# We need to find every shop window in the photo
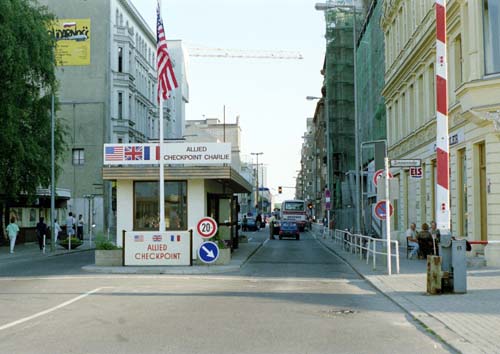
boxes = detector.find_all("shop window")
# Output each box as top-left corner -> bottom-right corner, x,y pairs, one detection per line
134,181 -> 187,231
72,148 -> 84,165
483,0 -> 500,74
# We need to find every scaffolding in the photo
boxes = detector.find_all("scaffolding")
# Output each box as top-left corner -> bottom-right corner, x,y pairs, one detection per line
356,0 -> 386,157
355,0 -> 387,235
324,4 -> 358,222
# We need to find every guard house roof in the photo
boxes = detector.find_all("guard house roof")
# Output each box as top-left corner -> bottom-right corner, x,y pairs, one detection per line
102,165 -> 253,193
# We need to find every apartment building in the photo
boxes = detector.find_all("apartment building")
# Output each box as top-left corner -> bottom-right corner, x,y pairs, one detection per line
381,0 -> 500,265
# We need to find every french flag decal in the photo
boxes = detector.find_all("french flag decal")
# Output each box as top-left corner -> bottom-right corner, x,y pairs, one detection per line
170,235 -> 181,242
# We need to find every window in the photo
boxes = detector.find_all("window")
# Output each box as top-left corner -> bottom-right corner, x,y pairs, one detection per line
454,35 -> 463,87
72,148 -> 84,165
134,181 -> 187,231
118,47 -> 123,72
483,0 -> 500,74
118,92 -> 123,119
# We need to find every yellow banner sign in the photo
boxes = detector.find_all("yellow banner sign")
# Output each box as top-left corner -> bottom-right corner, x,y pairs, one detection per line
48,19 -> 90,66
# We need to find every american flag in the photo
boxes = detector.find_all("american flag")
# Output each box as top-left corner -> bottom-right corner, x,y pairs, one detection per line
156,1 -> 178,102
105,146 -> 124,161
134,235 -> 144,242
152,235 -> 162,242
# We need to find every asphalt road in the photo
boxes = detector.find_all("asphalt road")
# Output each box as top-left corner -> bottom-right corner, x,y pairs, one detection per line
0,229 -> 453,354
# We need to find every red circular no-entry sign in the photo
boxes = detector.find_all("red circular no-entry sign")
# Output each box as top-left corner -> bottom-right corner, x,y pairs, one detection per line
374,200 -> 394,220
372,169 -> 393,187
197,217 -> 218,239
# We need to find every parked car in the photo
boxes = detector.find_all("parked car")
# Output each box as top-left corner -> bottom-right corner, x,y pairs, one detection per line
279,221 -> 300,240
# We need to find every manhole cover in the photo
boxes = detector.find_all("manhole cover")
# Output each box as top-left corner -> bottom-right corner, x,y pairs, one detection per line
319,309 -> 358,317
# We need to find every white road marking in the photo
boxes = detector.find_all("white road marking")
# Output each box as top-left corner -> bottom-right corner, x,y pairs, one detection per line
0,287 -> 106,331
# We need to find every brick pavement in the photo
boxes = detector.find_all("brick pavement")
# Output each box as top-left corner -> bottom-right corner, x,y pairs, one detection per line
312,224 -> 500,354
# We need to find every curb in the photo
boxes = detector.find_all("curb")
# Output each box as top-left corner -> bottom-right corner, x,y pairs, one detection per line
312,229 -> 472,354
82,242 -> 264,275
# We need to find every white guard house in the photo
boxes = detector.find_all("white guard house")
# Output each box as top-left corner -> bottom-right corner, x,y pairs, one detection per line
102,142 -> 252,265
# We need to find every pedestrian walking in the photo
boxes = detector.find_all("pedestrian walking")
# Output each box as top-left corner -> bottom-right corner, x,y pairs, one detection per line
36,217 -> 48,251
54,219 -> 62,245
77,214 -> 84,241
6,217 -> 20,254
242,215 -> 248,232
66,212 -> 76,238
268,213 -> 276,240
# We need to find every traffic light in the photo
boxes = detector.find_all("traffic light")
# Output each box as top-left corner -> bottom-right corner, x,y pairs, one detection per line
278,186 -> 282,194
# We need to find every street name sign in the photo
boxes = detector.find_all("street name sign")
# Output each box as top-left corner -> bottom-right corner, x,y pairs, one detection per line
390,159 -> 421,168
197,217 -> 218,239
198,241 -> 220,264
374,200 -> 394,220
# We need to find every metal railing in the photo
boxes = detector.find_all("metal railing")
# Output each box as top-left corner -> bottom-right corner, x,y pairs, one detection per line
326,228 -> 399,274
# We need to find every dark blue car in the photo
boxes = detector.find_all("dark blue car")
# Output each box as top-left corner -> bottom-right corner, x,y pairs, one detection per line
279,221 -> 300,240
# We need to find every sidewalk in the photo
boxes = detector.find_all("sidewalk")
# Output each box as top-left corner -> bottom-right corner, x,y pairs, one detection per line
82,240 -> 264,275
312,224 -> 500,354
0,241 -> 94,265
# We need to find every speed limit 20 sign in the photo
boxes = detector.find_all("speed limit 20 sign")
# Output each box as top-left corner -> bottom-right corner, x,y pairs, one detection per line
197,217 -> 218,239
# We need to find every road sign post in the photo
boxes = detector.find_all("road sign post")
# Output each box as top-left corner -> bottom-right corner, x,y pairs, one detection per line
198,241 -> 220,264
385,157 -> 392,275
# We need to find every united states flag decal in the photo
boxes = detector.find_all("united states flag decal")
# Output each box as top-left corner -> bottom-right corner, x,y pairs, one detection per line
105,146 -> 124,161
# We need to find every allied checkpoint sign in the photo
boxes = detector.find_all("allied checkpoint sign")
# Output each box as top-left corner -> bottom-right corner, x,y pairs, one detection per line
124,231 -> 191,266
103,143 -> 231,165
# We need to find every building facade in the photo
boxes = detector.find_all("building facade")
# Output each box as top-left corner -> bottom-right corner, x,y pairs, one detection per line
41,0 -> 188,236
382,0 -> 500,265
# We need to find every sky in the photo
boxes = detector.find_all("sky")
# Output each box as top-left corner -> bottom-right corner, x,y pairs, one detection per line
130,0 -> 326,202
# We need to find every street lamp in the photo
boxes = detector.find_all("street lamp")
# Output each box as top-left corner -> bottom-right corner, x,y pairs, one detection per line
307,94 -> 330,229
251,152 -> 263,214
315,2 -> 360,233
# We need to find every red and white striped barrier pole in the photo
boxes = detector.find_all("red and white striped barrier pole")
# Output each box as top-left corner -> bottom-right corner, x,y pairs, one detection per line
435,0 -> 450,236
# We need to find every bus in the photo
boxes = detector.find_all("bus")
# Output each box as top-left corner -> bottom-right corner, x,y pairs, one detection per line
280,200 -> 308,231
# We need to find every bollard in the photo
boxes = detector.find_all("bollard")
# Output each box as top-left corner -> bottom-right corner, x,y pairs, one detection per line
427,255 -> 442,294
43,235 -> 46,254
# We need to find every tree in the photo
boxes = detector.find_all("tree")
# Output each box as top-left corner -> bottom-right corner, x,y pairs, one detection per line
0,0 -> 65,238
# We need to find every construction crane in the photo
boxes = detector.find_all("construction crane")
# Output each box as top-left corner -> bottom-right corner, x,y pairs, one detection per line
188,46 -> 303,60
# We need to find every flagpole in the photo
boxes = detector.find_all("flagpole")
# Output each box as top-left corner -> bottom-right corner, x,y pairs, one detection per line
158,0 -> 165,233
159,99 -> 165,232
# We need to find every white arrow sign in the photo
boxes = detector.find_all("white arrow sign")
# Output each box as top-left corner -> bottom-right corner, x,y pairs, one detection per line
201,245 -> 215,258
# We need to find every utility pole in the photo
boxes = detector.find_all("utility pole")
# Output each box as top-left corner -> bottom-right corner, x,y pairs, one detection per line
251,152 -> 263,214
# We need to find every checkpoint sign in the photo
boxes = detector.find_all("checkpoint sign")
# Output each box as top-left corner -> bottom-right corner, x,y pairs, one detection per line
197,217 -> 218,239
198,241 -> 220,264
374,200 -> 394,220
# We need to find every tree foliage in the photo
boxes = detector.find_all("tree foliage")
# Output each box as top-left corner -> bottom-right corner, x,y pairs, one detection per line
0,0 -> 65,200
